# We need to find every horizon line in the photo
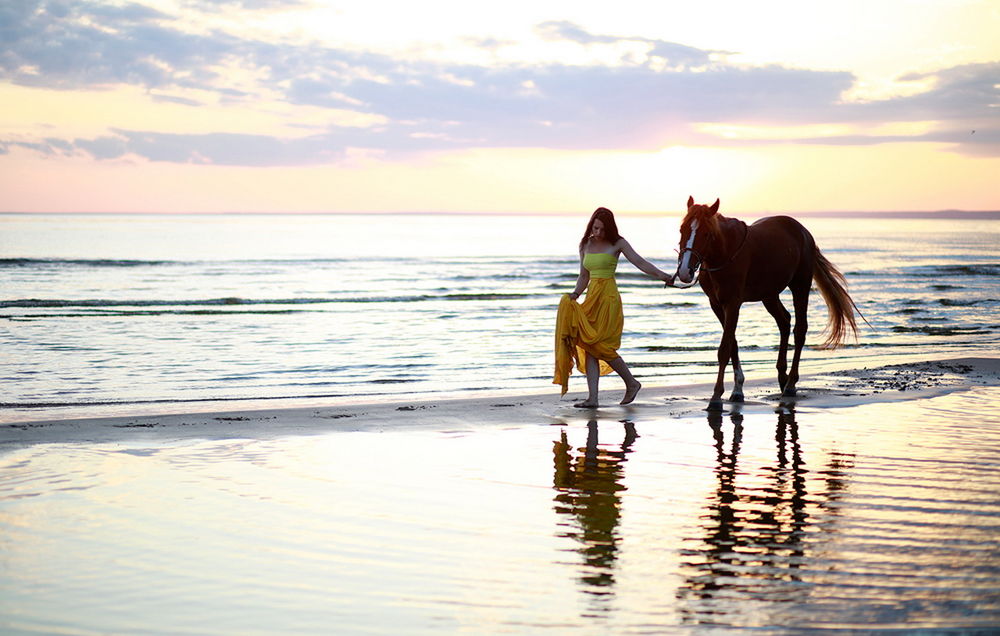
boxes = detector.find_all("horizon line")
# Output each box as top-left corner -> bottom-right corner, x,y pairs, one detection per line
2,209 -> 1000,219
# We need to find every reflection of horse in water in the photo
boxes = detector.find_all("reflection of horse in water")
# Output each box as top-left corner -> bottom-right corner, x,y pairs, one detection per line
678,407 -> 854,622
552,419 -> 636,612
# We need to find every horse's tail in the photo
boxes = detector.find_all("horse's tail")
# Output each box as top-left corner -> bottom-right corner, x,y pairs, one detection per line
813,248 -> 866,349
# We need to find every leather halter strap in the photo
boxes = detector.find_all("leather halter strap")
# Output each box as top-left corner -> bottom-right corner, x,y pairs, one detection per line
703,223 -> 749,272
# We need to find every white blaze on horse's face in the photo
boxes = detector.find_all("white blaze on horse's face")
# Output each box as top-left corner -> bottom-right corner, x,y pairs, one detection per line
676,218 -> 699,283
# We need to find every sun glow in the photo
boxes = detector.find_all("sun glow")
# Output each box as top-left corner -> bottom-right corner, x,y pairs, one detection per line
0,84 -> 384,140
1,1 -> 997,213
696,124 -> 856,142
0,140 -> 995,214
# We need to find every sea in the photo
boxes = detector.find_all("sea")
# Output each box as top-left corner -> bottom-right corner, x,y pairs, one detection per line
2,212 -> 1000,634
1,212 -> 998,423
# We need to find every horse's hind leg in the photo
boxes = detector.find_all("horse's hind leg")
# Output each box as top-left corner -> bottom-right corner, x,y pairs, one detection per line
763,295 -> 791,391
784,282 -> 810,397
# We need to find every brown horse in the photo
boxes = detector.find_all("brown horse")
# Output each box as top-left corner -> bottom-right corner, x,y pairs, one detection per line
671,196 -> 863,408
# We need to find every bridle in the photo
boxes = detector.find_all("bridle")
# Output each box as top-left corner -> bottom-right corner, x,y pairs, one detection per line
672,219 -> 749,287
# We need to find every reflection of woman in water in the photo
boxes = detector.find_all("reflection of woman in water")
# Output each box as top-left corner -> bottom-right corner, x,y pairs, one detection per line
553,207 -> 674,407
552,420 -> 637,601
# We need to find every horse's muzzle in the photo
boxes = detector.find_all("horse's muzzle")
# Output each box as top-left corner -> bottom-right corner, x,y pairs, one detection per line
670,270 -> 700,288
672,248 -> 702,287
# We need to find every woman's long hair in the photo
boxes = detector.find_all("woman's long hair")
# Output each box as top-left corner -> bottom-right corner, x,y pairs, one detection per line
579,207 -> 622,251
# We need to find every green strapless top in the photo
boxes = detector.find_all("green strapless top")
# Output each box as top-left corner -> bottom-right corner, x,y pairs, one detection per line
584,252 -> 618,279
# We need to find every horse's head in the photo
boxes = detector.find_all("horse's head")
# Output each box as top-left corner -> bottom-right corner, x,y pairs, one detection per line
674,196 -> 720,284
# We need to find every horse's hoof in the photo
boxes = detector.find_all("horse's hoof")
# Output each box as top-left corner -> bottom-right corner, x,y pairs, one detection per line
707,398 -> 724,411
782,387 -> 797,397
729,392 -> 744,403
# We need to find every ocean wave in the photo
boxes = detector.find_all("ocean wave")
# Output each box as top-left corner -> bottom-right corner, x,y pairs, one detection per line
909,264 -> 1000,277
629,360 -> 720,368
1,298 -> 332,308
891,325 -> 992,336
938,298 -> 989,307
641,344 -> 763,352
1,292 -> 543,310
4,310 -> 308,320
847,264 -> 999,278
437,293 -> 534,301
1,256 -> 572,270
0,257 -> 171,268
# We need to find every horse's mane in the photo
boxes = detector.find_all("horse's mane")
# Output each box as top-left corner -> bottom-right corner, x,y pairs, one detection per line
683,206 -> 722,237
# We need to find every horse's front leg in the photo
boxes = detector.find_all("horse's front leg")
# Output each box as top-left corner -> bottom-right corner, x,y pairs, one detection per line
710,304 -> 741,409
729,346 -> 745,403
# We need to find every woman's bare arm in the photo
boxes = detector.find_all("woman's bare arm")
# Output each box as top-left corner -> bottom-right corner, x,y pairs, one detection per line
570,250 -> 591,298
619,239 -> 673,282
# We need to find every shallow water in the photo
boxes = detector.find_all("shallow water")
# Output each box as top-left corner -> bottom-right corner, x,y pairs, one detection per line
3,213 -> 998,423
2,387 -> 998,633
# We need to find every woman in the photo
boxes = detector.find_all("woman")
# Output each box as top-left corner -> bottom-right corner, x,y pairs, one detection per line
554,207 -> 674,407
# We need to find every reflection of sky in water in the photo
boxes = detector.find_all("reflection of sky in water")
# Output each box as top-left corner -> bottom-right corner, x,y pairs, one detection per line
1,386 -> 998,633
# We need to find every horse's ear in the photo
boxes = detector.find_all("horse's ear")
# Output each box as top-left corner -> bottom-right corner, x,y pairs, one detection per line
709,199 -> 720,215
687,195 -> 694,208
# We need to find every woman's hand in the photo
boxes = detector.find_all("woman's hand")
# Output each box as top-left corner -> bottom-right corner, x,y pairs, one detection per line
661,273 -> 675,287
569,292 -> 580,301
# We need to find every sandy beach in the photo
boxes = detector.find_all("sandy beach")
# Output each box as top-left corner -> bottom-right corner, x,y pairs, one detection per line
2,356 -> 999,634
4,0 -> 999,631
3,356 -> 998,445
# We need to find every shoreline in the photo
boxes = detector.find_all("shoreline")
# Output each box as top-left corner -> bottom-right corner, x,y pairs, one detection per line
3,360 -> 998,633
2,356 -> 997,447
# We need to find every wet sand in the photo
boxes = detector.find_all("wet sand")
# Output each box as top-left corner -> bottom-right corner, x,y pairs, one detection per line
1,357 -> 999,634
3,357 -> 998,445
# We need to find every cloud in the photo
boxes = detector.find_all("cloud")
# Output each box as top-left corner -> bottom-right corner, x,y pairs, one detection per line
0,0 -> 240,90
184,0 -> 309,9
535,19 -> 716,68
6,129 -> 341,165
73,134 -> 129,160
871,62 -> 1000,122
2,4 -> 996,164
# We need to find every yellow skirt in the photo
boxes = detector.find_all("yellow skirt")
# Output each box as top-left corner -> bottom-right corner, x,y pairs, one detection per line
552,277 -> 624,395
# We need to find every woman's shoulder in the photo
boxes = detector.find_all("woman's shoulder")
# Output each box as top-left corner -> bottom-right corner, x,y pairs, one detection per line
582,239 -> 622,256
602,237 -> 626,255
615,237 -> 636,254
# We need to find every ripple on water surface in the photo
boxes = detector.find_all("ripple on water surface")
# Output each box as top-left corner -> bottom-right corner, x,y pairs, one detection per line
0,388 -> 998,633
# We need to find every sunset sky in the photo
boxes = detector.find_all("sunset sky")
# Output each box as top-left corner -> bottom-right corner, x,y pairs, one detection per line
1,0 -> 998,214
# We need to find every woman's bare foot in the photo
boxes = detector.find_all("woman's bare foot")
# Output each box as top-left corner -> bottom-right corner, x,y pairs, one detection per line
620,381 -> 641,405
573,400 -> 598,408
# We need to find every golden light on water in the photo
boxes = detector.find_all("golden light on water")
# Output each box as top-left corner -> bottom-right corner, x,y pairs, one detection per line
3,386 -> 998,631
